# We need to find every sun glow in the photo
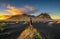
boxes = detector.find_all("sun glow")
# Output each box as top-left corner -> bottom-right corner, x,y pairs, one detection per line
0,14 -> 10,20
6,5 -> 23,15
51,16 -> 60,19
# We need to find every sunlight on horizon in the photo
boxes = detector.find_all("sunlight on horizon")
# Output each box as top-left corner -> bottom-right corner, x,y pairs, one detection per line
51,15 -> 60,19
0,14 -> 60,20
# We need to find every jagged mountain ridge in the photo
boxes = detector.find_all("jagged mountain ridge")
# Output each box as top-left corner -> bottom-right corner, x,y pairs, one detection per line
5,13 -> 52,22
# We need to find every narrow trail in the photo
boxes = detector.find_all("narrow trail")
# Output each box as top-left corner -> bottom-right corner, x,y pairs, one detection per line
18,18 -> 43,39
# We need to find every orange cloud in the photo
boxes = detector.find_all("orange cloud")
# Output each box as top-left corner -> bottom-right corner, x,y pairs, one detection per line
6,5 -> 23,15
6,5 -> 36,15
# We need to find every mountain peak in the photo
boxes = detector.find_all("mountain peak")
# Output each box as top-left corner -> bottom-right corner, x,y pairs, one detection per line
38,13 -> 52,19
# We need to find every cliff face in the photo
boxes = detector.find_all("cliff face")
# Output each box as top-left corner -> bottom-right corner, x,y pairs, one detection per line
36,13 -> 52,22
37,13 -> 52,19
6,14 -> 31,21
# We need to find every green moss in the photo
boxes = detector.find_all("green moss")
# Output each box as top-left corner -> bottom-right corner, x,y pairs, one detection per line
33,29 -> 43,39
0,27 -> 4,32
0,23 -> 8,32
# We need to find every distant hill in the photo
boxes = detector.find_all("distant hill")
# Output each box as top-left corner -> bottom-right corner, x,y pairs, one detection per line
53,19 -> 60,24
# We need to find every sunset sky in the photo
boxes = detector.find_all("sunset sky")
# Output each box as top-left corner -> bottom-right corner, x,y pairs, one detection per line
0,0 -> 60,19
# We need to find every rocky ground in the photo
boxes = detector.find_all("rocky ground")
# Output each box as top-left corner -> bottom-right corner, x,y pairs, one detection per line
0,21 -> 60,39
